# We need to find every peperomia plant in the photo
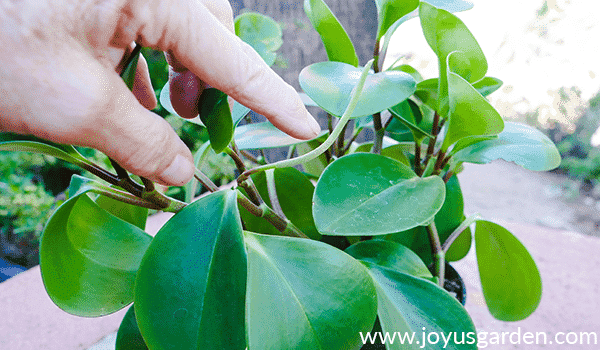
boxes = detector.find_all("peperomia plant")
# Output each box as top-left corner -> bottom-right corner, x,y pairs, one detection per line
0,1 -> 562,349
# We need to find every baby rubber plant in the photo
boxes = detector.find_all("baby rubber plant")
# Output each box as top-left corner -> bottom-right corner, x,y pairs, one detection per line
0,2 -> 561,349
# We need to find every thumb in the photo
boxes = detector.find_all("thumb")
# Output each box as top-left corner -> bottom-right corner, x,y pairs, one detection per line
91,74 -> 195,186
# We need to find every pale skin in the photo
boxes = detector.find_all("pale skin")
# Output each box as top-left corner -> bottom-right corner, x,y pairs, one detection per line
0,0 -> 320,186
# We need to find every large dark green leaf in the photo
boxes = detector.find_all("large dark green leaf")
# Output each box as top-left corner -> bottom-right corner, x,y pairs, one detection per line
245,232 -> 377,350
199,88 -> 233,153
134,190 -> 247,349
116,306 -> 148,350
40,194 -> 152,316
313,153 -> 445,235
304,0 -> 358,66
0,133 -> 94,168
452,122 -> 561,171
299,61 -> 416,118
363,266 -> 477,350
442,72 -> 504,150
345,240 -> 432,280
475,220 -> 542,321
420,2 -> 486,83
234,12 -> 282,66
239,168 -> 321,240
374,0 -> 419,40
234,121 -> 325,150
95,195 -> 147,230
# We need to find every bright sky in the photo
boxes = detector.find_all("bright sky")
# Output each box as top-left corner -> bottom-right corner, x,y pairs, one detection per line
385,0 -> 600,125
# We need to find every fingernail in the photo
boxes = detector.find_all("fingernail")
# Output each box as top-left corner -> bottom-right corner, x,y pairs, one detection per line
306,111 -> 321,137
159,154 -> 194,186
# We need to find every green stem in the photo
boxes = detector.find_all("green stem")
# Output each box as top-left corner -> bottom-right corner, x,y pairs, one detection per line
442,213 -> 480,253
236,192 -> 308,239
426,222 -> 445,287
372,112 -> 385,155
238,60 -> 374,183
194,168 -> 219,192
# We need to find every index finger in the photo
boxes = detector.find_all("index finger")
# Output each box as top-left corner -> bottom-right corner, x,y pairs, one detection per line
160,0 -> 321,139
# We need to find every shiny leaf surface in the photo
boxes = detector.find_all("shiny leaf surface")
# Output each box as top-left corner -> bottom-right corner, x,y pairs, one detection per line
234,121 -> 325,150
40,194 -> 151,316
313,153 -> 445,235
199,88 -> 233,153
304,0 -> 358,66
135,190 -> 247,349
375,0 -> 419,40
299,61 -> 416,118
452,122 -> 561,171
245,232 -> 377,350
475,220 -> 542,321
116,306 -> 148,350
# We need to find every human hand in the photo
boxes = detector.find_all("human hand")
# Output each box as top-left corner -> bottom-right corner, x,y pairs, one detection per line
0,0 -> 320,186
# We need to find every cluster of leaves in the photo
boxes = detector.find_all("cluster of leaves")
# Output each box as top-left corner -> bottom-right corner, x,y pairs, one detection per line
0,1 -> 563,350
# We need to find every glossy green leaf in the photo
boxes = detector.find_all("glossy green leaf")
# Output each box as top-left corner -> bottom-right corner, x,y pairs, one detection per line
378,0 -> 473,62
375,0 -> 419,40
239,168 -> 321,240
313,153 -> 445,235
116,306 -> 148,350
40,194 -> 152,316
436,175 -> 471,261
473,76 -> 503,96
234,121 -> 325,150
346,240 -> 432,279
199,88 -> 233,153
452,122 -> 561,171
0,133 -> 93,168
95,195 -> 147,230
389,64 -> 423,82
475,220 -> 542,321
235,12 -> 282,66
389,99 -> 433,140
299,61 -> 416,118
449,135 -> 498,156
420,2 -> 487,83
134,190 -> 246,350
381,144 -> 411,166
365,266 -> 477,350
159,82 -> 251,126
304,0 -> 358,66
386,176 -> 471,265
245,232 -> 377,350
415,76 -> 502,111
442,72 -> 504,150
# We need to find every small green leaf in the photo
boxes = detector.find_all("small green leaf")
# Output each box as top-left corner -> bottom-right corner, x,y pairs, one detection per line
116,306 -> 148,350
420,2 -> 487,83
134,190 -> 247,350
365,266 -> 477,350
234,121 -> 325,150
389,99 -> 433,140
313,153 -> 445,235
475,220 -> 542,321
304,0 -> 358,66
375,0 -> 419,40
381,144 -> 411,166
346,240 -> 432,279
239,168 -> 321,240
245,232 -> 377,350
0,133 -> 94,168
40,194 -> 152,316
120,52 -> 140,91
452,122 -> 561,171
442,72 -> 504,150
389,64 -> 423,82
199,88 -> 233,153
473,76 -> 503,96
159,83 -> 251,125
299,61 -> 416,118
235,12 -> 283,66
